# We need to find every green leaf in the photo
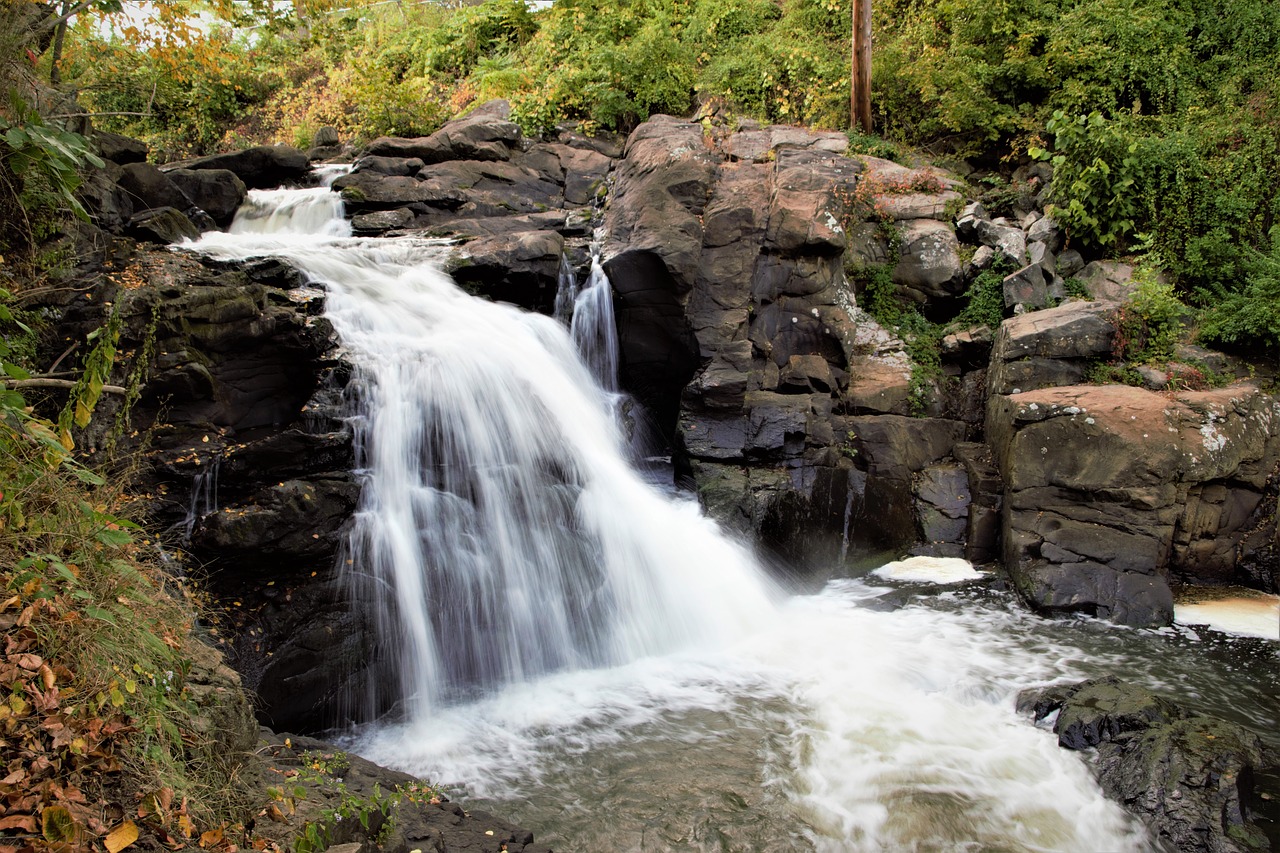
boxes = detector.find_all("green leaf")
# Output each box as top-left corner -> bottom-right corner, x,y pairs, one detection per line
95,528 -> 133,547
71,466 -> 106,486
86,605 -> 118,625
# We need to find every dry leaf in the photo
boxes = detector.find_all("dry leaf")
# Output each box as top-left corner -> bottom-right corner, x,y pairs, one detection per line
104,820 -> 139,853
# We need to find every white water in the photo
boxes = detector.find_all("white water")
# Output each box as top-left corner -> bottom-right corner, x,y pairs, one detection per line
188,184 -> 1159,852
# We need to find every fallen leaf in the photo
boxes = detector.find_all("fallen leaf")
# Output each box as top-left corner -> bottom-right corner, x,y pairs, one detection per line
105,820 -> 139,853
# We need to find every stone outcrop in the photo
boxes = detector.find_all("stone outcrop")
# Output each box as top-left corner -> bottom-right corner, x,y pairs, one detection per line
988,383 -> 1280,626
1020,678 -> 1272,853
164,144 -> 312,189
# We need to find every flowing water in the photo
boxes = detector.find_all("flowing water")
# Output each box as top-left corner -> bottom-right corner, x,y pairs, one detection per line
189,184 -> 1278,853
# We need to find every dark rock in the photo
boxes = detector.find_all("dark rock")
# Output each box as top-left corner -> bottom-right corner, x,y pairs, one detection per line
1021,678 -> 1270,853
79,165 -> 135,232
126,206 -> 201,243
167,144 -> 311,190
352,154 -> 426,177
352,207 -> 416,235
167,168 -> 248,227
312,126 -> 340,147
1002,263 -> 1050,310
449,230 -> 565,313
93,130 -> 148,164
988,383 -> 1280,625
117,161 -> 194,212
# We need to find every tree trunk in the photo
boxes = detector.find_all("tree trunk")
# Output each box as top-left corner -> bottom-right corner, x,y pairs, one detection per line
851,0 -> 872,134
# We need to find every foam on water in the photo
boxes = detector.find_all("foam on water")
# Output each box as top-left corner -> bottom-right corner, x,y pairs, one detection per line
872,555 -> 984,584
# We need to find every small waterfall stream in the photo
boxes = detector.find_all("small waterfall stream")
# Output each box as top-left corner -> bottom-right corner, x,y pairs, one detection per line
182,181 -> 1280,852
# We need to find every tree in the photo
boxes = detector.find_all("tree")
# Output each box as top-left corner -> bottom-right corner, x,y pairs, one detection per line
850,0 -> 871,132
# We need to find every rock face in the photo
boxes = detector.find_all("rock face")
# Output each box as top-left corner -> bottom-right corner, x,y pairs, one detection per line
988,382 -> 1279,626
601,117 -> 1006,565
1021,678 -> 1272,853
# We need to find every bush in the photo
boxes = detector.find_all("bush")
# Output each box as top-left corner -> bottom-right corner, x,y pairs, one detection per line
1115,267 -> 1187,365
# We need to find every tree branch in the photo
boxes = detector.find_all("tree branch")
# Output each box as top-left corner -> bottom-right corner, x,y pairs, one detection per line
4,378 -> 128,395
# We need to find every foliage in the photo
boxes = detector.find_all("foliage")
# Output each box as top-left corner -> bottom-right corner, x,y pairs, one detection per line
1198,228 -> 1280,359
0,102 -> 104,262
850,263 -> 942,416
0,381 -> 253,849
1029,111 -> 1140,250
952,258 -> 1016,331
1114,267 -> 1187,365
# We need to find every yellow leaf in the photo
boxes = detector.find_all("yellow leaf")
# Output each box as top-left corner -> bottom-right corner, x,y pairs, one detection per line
105,820 -> 139,853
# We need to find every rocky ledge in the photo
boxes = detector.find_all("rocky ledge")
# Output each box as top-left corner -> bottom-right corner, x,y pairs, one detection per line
1019,678 -> 1274,853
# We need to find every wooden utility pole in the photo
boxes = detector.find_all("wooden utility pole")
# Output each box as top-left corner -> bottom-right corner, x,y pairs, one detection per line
851,0 -> 872,134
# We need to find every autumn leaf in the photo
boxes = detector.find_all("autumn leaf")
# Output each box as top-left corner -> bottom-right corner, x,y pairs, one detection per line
199,827 -> 224,848
104,820 -> 139,853
41,805 -> 78,844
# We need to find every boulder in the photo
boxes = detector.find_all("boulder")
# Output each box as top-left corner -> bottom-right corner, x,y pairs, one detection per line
167,144 -> 311,189
117,161 -> 194,212
92,130 -> 148,164
167,167 -> 247,227
892,219 -> 963,300
976,218 -> 1027,263
988,383 -> 1280,625
448,230 -> 565,313
364,100 -> 520,164
1079,260 -> 1137,302
987,300 -> 1116,395
126,206 -> 200,243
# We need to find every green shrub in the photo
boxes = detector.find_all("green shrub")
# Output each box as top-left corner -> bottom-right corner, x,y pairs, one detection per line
1115,267 -> 1187,364
1030,111 -> 1141,250
1198,228 -> 1280,359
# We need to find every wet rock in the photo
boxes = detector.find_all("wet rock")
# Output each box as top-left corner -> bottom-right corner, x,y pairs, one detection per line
352,206 -> 416,235
1021,678 -> 1271,853
449,230 -> 565,313
312,126 -> 340,147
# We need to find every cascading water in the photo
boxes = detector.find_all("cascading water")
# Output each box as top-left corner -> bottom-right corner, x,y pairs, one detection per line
180,180 -> 1278,852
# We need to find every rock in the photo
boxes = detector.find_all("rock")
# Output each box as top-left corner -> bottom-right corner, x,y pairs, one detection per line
892,219 -> 963,300
449,230 -> 565,313
1026,214 -> 1062,252
976,218 -> 1026,263
117,161 -> 194,212
1001,263 -> 1050,310
167,144 -> 311,190
351,155 -> 426,177
313,125 -> 340,147
987,300 -> 1116,395
364,100 -> 520,164
1057,248 -> 1085,278
988,383 -> 1280,625
1021,678 -> 1270,853
1079,260 -> 1137,302
765,148 -> 857,257
352,207 -> 416,235
79,165 -> 135,232
874,190 -> 963,220
167,168 -> 247,227
93,130 -> 148,164
1098,717 -> 1270,853
126,206 -> 201,243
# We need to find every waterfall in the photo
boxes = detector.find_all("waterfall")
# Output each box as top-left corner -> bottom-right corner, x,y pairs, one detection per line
199,186 -> 778,719
188,182 -> 1158,853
